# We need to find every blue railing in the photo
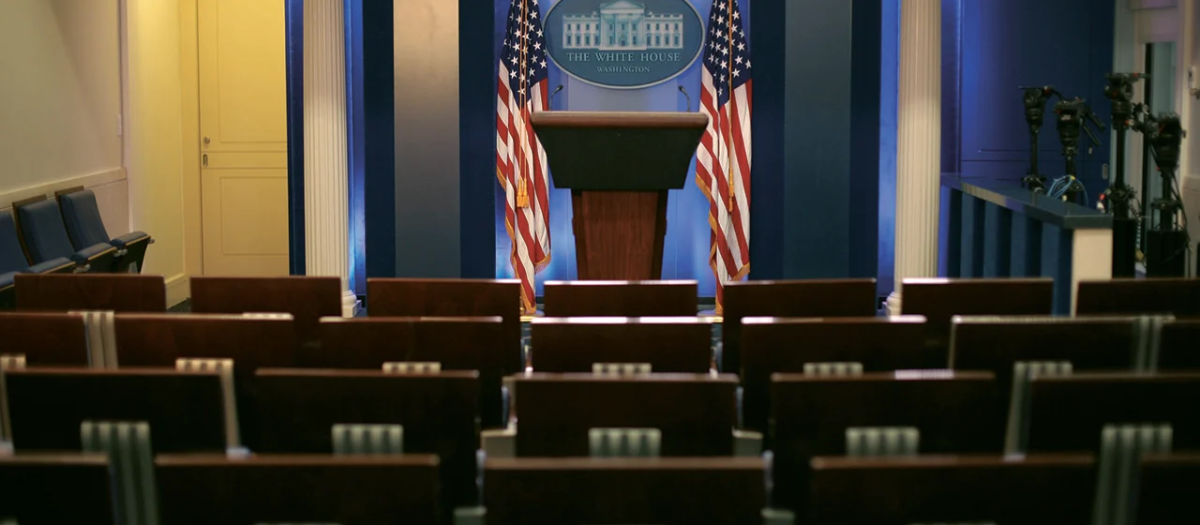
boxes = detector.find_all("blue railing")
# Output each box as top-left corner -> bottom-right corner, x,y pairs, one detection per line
941,175 -> 1114,314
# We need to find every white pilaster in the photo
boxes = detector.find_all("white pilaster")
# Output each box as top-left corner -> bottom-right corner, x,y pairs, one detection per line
303,0 -> 359,317
887,0 -> 942,316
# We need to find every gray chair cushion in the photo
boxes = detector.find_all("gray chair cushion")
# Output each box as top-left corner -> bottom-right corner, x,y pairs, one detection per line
1093,424 -> 1173,525
332,424 -> 404,455
846,426 -> 920,457
803,362 -> 864,376
588,428 -> 662,457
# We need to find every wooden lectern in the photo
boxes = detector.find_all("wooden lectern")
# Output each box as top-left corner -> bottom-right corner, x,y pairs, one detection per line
531,111 -> 708,280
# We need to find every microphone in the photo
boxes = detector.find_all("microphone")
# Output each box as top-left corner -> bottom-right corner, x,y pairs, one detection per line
549,85 -> 564,109
678,85 -> 692,112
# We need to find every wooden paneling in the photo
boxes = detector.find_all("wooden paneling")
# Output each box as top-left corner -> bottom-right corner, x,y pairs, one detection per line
571,190 -> 669,280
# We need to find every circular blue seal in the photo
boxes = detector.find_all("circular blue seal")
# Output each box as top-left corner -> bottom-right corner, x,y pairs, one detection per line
545,0 -> 705,90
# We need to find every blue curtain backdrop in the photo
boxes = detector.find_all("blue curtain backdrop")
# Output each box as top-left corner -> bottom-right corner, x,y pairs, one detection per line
492,0 -> 751,297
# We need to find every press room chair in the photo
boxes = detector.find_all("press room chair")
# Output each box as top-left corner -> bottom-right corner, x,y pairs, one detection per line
15,198 -> 117,273
0,209 -> 74,308
59,190 -> 152,273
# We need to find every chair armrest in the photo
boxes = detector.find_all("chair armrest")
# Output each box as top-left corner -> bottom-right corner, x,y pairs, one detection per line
454,506 -> 486,525
71,243 -> 117,265
762,508 -> 795,525
111,231 -> 151,249
482,425 -> 517,458
27,257 -> 75,274
733,429 -> 763,457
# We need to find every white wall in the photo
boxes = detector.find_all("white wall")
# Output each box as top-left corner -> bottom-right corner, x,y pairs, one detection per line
1180,0 -> 1200,262
0,0 -> 123,194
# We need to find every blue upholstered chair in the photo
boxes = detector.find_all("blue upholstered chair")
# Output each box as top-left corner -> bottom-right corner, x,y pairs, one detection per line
1,209 -> 75,308
15,199 -> 117,273
60,190 -> 152,273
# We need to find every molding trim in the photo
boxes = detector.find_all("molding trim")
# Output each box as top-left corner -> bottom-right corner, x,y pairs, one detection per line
179,0 -> 204,279
0,168 -> 126,210
165,273 -> 190,308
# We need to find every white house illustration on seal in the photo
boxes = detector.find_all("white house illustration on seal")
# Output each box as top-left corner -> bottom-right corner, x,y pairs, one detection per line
562,0 -> 684,51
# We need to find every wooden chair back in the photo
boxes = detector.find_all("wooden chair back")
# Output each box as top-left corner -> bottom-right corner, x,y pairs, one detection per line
0,312 -> 89,365
484,457 -> 766,525
15,273 -> 167,312
0,454 -> 115,524
739,315 -> 935,432
513,373 -> 738,457
155,454 -> 441,525
902,278 -> 1054,352
1077,278 -> 1200,317
316,316 -> 506,428
530,317 -> 712,373
1027,373 -> 1200,453
189,275 -> 341,350
809,454 -> 1096,525
367,278 -> 522,374
1160,320 -> 1200,370
1137,453 -> 1200,525
723,279 -> 878,374
771,372 -> 1004,512
253,368 -> 479,511
542,280 -> 698,317
4,368 -> 226,452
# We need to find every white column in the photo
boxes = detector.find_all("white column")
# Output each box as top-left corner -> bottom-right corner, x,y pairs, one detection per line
303,0 -> 359,317
887,0 -> 942,316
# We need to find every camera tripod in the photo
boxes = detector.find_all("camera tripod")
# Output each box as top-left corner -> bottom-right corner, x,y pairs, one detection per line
1136,113 -> 1191,277
1102,73 -> 1146,277
1051,97 -> 1104,205
1019,86 -> 1062,192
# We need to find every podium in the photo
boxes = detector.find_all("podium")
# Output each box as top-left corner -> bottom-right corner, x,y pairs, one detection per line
531,111 -> 708,280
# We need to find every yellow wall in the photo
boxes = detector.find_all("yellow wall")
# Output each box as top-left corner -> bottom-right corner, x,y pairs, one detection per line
124,0 -> 190,305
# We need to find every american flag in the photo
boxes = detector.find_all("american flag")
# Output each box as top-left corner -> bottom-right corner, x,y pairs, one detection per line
697,0 -> 752,313
496,0 -> 552,314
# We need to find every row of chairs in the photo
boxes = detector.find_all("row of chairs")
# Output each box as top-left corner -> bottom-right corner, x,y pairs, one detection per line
24,451 -> 1198,525
5,272 -> 1199,356
3,308 -> 1197,433
1,190 -> 151,308
2,367 -> 1198,523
